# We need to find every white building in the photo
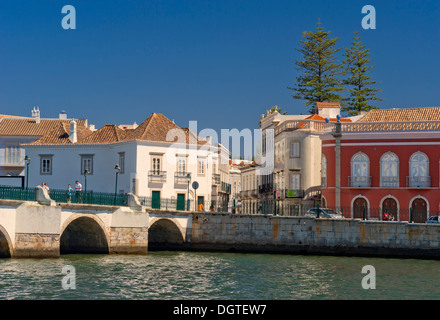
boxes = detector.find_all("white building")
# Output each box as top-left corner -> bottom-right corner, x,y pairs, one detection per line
0,108 -> 90,185
23,113 -> 223,211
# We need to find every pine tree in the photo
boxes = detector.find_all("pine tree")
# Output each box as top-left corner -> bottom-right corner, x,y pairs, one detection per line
288,20 -> 344,114
342,31 -> 383,115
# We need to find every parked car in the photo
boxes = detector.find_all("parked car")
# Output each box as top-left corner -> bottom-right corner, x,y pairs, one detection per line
305,208 -> 344,219
426,216 -> 439,224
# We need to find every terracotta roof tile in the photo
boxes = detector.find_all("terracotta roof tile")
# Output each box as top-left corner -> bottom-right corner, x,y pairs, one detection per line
316,102 -> 341,109
77,125 -> 126,144
305,114 -> 352,122
0,118 -> 88,136
27,122 -> 93,145
358,107 -> 440,122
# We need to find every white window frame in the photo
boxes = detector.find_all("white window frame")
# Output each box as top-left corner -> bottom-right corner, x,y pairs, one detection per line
80,154 -> 94,175
380,152 -> 399,187
40,154 -> 53,175
290,141 -> 300,158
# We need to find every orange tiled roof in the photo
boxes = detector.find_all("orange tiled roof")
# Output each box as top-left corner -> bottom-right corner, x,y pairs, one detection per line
27,113 -> 208,146
316,102 -> 341,109
27,122 -> 93,145
0,118 -> 88,136
77,125 -> 126,144
0,114 -> 28,119
358,107 -> 440,122
306,114 -> 352,122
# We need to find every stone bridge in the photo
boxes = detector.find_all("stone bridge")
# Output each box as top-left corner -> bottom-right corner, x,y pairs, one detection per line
0,199 -> 193,258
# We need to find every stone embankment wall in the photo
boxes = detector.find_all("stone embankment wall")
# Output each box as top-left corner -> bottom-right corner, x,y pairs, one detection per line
190,213 -> 440,259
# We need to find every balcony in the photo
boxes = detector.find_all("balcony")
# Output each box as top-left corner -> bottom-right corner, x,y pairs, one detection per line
250,189 -> 258,197
174,172 -> 191,185
212,174 -> 220,185
381,176 -> 399,188
148,170 -> 167,183
259,184 -> 273,194
407,176 -> 431,188
220,182 -> 231,194
348,176 -> 372,188
0,156 -> 25,167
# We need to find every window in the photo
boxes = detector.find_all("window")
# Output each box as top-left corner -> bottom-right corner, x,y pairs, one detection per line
321,155 -> 327,187
81,155 -> 94,175
118,152 -> 125,174
198,158 -> 205,176
152,157 -> 161,173
6,145 -> 21,165
380,152 -> 398,187
289,173 -> 300,190
290,141 -> 300,158
409,152 -> 429,187
177,157 -> 186,174
40,155 -> 53,175
350,152 -> 370,187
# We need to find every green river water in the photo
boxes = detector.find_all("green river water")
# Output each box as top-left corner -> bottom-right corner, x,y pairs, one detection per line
0,251 -> 439,300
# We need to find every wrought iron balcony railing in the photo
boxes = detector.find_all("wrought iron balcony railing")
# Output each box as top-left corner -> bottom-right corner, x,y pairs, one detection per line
381,176 -> 399,188
148,170 -> 167,183
348,176 -> 372,188
406,176 -> 431,188
212,174 -> 220,185
174,172 -> 191,184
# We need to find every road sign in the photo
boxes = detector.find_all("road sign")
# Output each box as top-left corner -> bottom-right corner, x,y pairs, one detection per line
192,181 -> 199,190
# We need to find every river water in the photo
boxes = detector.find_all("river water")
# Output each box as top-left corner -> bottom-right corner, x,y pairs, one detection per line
0,251 -> 439,300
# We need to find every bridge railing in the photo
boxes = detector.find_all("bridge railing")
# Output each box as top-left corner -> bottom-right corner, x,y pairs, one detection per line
0,185 -> 36,201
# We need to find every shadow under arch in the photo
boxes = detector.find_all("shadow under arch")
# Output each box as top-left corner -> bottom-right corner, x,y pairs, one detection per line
0,225 -> 12,258
60,215 -> 109,254
148,218 -> 185,251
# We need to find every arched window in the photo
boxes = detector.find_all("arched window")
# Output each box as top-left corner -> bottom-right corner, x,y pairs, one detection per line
350,152 -> 370,187
380,152 -> 399,187
409,152 -> 429,187
321,155 -> 327,187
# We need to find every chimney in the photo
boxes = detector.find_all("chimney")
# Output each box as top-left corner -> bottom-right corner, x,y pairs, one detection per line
31,106 -> 40,124
133,121 -> 138,129
88,124 -> 96,131
59,110 -> 67,120
70,120 -> 77,143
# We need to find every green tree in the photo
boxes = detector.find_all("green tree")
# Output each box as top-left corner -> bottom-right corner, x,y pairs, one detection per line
342,31 -> 383,115
288,20 -> 344,113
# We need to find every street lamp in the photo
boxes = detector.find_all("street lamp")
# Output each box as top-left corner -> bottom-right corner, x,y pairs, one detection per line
114,164 -> 120,205
186,173 -> 191,211
24,155 -> 30,190
84,169 -> 89,194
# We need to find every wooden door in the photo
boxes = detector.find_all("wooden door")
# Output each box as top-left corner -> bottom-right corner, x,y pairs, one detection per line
382,198 -> 398,221
353,198 -> 368,219
176,194 -> 185,211
152,191 -> 161,209
412,198 -> 427,223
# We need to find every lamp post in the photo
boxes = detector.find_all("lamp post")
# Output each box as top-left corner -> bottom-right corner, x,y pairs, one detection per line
114,164 -> 120,205
84,169 -> 89,201
24,155 -> 30,190
187,173 -> 191,211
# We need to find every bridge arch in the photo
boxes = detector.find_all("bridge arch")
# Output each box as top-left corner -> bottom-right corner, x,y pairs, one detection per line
60,214 -> 110,254
148,217 -> 186,250
0,225 -> 12,258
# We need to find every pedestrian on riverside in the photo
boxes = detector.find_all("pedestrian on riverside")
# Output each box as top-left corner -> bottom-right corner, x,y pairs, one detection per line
75,180 -> 83,203
67,184 -> 74,203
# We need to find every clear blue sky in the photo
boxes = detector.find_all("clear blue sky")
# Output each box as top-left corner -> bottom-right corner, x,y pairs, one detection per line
1,0 -> 439,142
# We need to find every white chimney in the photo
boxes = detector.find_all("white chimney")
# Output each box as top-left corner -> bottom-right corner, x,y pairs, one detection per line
59,110 -> 67,120
31,106 -> 40,124
133,121 -> 138,129
88,124 -> 96,131
70,120 -> 77,143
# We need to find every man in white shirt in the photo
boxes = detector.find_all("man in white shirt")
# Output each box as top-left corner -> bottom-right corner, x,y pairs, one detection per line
75,180 -> 82,202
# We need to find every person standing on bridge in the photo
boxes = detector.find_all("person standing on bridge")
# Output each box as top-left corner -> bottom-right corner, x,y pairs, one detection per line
75,180 -> 83,203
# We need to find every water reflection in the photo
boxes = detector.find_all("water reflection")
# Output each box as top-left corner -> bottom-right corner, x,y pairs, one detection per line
1,252 -> 439,300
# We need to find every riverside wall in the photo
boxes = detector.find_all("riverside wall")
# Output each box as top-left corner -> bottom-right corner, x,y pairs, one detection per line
189,212 -> 440,259
2,199 -> 440,259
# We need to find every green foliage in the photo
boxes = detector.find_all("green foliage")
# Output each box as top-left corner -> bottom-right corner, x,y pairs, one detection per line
288,20 -> 344,114
342,31 -> 383,115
